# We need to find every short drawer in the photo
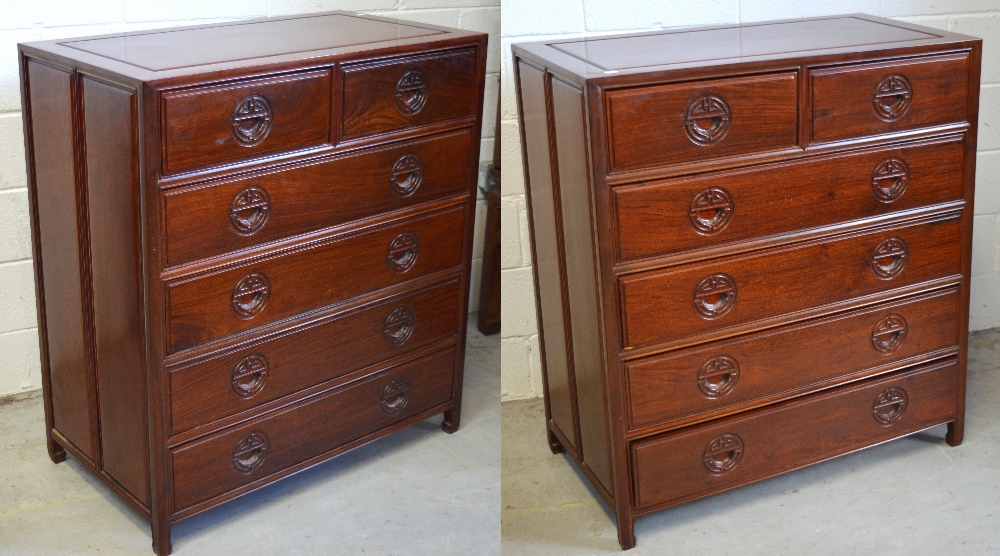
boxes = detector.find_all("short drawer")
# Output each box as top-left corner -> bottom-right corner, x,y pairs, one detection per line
615,136 -> 966,261
341,48 -> 479,141
606,72 -> 798,172
627,287 -> 960,431
620,213 -> 961,350
167,278 -> 463,436
631,359 -> 958,510
163,129 -> 473,266
162,69 -> 333,175
170,347 -> 456,513
811,53 -> 970,143
166,205 -> 465,354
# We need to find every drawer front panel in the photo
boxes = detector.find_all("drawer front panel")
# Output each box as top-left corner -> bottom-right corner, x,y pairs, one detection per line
166,205 -> 466,353
632,359 -> 958,510
168,279 -> 463,435
341,48 -> 479,140
606,72 -> 798,172
628,288 -> 959,430
171,347 -> 456,513
620,214 -> 962,350
811,53 -> 969,143
164,129 -> 472,266
162,70 -> 333,174
616,137 -> 965,261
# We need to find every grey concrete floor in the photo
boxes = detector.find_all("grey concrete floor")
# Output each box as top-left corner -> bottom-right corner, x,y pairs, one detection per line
502,328 -> 1000,555
0,317 -> 499,555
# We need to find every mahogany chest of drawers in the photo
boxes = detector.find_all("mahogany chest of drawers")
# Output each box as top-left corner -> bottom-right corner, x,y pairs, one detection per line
18,13 -> 486,554
513,15 -> 981,549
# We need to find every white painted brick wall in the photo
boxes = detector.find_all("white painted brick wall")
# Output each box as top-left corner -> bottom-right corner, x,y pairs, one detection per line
501,0 -> 1000,400
0,0 -> 498,398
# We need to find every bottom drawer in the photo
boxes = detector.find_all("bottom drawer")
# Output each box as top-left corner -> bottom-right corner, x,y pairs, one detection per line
631,359 -> 959,510
170,347 -> 456,513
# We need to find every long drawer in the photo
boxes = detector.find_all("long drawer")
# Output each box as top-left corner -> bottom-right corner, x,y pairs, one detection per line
167,278 -> 463,436
631,358 -> 959,510
615,136 -> 965,261
163,129 -> 473,266
170,346 -> 456,513
627,287 -> 960,431
619,212 -> 962,350
166,204 -> 465,353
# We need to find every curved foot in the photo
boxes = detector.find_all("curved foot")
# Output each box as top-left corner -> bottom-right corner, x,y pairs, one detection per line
947,420 -> 964,447
441,408 -> 460,434
547,428 -> 565,455
47,436 -> 66,464
617,513 -> 636,550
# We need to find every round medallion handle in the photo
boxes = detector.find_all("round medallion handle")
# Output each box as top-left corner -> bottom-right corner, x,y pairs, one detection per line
231,94 -> 273,147
871,314 -> 908,354
231,271 -> 270,320
703,433 -> 744,475
231,431 -> 269,474
395,70 -> 428,115
871,158 -> 910,203
697,355 -> 740,399
390,154 -> 424,197
386,231 -> 420,273
384,305 -> 416,346
873,74 -> 913,121
692,273 -> 737,319
230,353 -> 269,398
684,95 -> 732,146
688,187 -> 734,235
381,377 -> 412,415
229,185 -> 271,235
872,387 -> 908,426
870,237 -> 909,279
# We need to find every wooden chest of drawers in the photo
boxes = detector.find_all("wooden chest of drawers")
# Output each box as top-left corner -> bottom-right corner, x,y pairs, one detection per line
512,14 -> 980,549
18,13 -> 486,555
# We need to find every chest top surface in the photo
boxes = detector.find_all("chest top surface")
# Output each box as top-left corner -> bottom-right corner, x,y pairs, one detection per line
513,14 -> 978,82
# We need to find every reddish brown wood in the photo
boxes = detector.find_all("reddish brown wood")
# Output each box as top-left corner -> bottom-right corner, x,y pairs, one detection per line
19,12 -> 486,555
811,52 -> 970,143
163,128 -> 472,265
171,347 -> 456,513
513,14 -> 981,551
632,359 -> 958,510
341,48 -> 480,141
615,135 -> 966,261
606,72 -> 799,171
477,102 -> 501,336
161,69 -> 333,174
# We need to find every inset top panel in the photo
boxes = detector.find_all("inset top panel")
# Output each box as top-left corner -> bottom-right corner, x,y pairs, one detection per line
549,16 -> 938,71
61,13 -> 445,71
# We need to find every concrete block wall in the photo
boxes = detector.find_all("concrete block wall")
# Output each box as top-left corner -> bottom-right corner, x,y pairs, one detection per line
0,0 -> 499,398
501,1 -> 1000,400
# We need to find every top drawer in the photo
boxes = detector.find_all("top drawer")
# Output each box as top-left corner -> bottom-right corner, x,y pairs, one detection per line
162,70 -> 333,175
606,72 -> 799,173
341,48 -> 480,141
810,53 -> 970,143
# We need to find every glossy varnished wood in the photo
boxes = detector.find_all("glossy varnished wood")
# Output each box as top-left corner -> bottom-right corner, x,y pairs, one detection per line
20,13 -> 487,554
513,14 -> 980,551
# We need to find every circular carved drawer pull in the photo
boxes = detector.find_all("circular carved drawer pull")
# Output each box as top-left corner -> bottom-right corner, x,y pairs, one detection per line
873,74 -> 912,121
231,94 -> 273,147
689,187 -> 734,235
229,185 -> 271,235
381,377 -> 412,415
872,387 -> 908,426
386,231 -> 420,273
697,355 -> 740,399
684,95 -> 731,146
693,273 -> 737,319
390,154 -> 424,197
703,433 -> 744,475
231,431 -> 269,474
870,237 -> 909,279
871,313 -> 908,354
871,158 -> 910,203
384,305 -> 416,346
231,353 -> 269,398
396,70 -> 428,115
231,271 -> 270,320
